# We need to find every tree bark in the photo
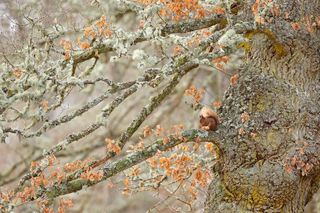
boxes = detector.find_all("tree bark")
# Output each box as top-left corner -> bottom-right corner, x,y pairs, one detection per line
205,1 -> 320,212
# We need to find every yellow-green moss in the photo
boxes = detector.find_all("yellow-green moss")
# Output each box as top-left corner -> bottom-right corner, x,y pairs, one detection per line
255,94 -> 268,112
273,43 -> 287,58
237,183 -> 268,209
243,29 -> 287,58
266,131 -> 276,143
176,55 -> 188,66
251,184 -> 268,206
238,41 -> 251,52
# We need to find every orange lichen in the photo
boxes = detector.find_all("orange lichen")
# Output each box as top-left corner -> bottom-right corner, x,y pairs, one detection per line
185,85 -> 205,106
105,138 -> 121,154
136,0 -> 207,20
230,74 -> 239,86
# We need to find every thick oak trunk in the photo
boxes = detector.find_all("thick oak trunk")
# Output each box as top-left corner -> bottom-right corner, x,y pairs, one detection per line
205,1 -> 320,212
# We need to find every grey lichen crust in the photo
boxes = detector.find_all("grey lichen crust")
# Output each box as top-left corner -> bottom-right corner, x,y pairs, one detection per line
205,33 -> 320,212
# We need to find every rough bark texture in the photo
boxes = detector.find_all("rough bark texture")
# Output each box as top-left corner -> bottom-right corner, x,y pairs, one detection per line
205,0 -> 320,212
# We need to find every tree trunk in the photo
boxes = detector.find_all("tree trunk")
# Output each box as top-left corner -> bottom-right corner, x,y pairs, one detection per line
205,1 -> 320,212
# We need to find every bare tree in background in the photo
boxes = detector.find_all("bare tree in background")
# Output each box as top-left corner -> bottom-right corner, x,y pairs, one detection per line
0,0 -> 320,212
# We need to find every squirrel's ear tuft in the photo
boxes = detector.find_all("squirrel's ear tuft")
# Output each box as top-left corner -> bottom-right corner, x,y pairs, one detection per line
200,106 -> 216,118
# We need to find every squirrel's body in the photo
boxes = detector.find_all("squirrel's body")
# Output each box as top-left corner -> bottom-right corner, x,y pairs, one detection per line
199,106 -> 219,131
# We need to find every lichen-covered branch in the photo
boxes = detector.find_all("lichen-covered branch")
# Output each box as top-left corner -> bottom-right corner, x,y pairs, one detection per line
31,129 -> 222,202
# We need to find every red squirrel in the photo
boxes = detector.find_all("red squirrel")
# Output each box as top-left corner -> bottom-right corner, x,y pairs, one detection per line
199,106 -> 219,131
